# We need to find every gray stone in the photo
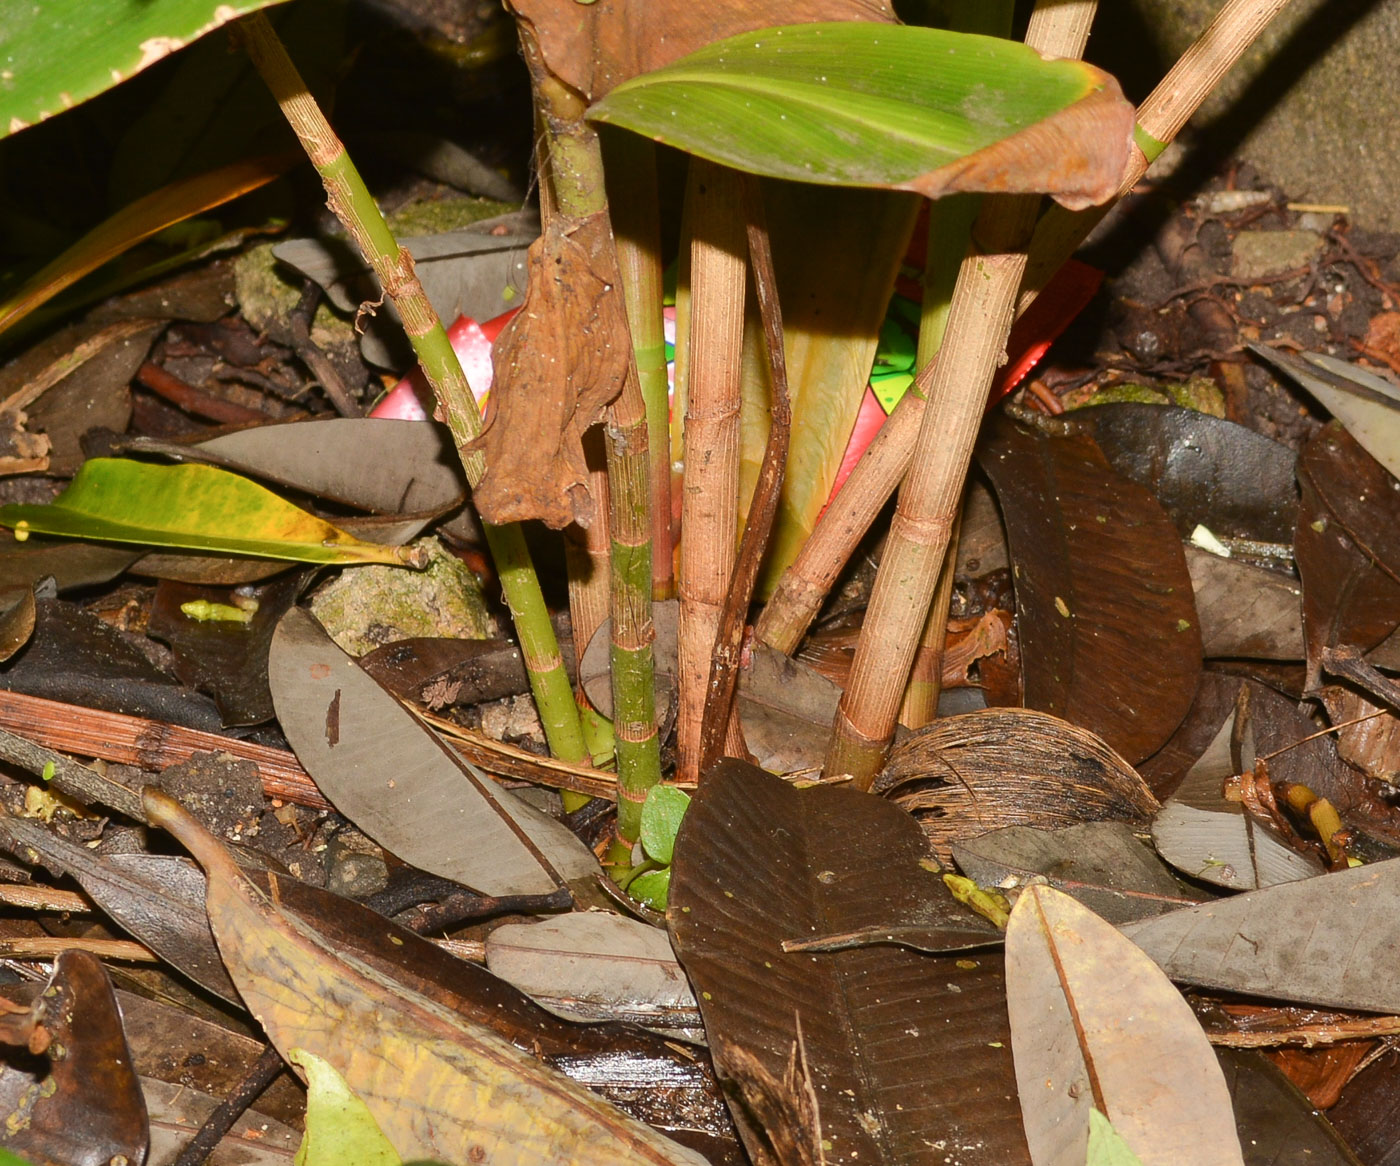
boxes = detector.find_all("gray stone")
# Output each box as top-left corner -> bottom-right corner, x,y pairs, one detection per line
1231,229 -> 1323,280
1103,0 -> 1400,228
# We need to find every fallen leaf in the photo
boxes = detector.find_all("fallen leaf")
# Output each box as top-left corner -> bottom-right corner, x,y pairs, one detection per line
1185,546 -> 1303,661
0,950 -> 148,1166
977,416 -> 1201,764
0,459 -> 423,566
1006,885 -> 1244,1166
1121,860 -> 1400,1013
268,606 -> 600,898
1251,344 -> 1400,482
669,758 -> 1029,1165
143,788 -> 710,1166
1150,707 -> 1324,891
1217,1048 -> 1367,1165
290,1047 -> 403,1166
1299,420 -> 1400,588
485,912 -> 703,1037
1065,404 -> 1298,544
951,821 -> 1199,925
874,708 -> 1160,867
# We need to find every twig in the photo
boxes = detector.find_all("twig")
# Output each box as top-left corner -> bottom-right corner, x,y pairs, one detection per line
288,280 -> 362,417
171,1045 -> 287,1166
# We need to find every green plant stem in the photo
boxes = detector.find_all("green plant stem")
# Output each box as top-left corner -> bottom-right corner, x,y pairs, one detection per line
525,34 -> 661,835
605,132 -> 674,601
237,11 -> 586,764
825,0 -> 1094,787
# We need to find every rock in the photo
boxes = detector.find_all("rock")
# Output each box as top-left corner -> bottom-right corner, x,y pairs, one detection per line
308,535 -> 497,657
1101,0 -> 1400,229
1231,229 -> 1323,280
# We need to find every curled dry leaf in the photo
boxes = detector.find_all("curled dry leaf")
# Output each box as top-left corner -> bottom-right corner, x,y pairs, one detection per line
143,787 -> 710,1166
874,707 -> 1159,867
1006,886 -> 1243,1166
470,211 -> 629,529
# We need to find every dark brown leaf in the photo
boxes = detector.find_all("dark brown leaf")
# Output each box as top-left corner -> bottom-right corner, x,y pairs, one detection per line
471,211 -> 629,529
1217,1049 -> 1363,1166
977,415 -> 1201,763
0,951 -> 147,1166
1300,422 -> 1400,584
508,0 -> 896,102
874,707 -> 1159,866
1185,546 -> 1303,661
669,758 -> 1029,1166
1065,403 -> 1298,544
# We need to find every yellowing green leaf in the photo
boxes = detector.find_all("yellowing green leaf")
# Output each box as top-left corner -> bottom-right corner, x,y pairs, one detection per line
291,1048 -> 403,1166
143,789 -> 708,1166
0,459 -> 421,566
589,23 -> 1133,210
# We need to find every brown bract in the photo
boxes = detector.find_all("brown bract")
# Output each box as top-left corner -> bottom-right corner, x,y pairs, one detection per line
906,77 -> 1135,211
506,0 -> 897,102
471,211 -> 630,529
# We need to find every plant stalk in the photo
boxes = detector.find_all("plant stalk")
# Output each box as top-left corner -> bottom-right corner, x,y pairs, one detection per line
605,132 -> 674,600
676,159 -> 748,784
759,0 -> 1287,662
238,11 -> 587,764
523,30 -> 662,830
824,0 -> 1097,786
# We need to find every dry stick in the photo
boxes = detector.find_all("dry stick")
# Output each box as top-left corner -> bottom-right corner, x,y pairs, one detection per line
607,133 -> 675,600
238,13 -> 586,765
756,0 -> 1292,660
171,1045 -> 287,1166
698,176 -> 793,773
826,0 -> 1101,786
676,160 -> 748,784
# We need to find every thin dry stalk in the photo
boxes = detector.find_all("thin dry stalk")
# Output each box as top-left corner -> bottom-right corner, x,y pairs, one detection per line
899,515 -> 960,729
825,0 -> 1097,786
676,159 -> 748,783
698,175 -> 792,771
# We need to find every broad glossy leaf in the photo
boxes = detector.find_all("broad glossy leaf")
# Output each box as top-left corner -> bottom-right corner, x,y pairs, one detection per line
1006,887 -> 1243,1166
875,707 -> 1159,867
0,0 -> 288,139
669,758 -> 1026,1165
268,607 -> 600,898
590,25 -> 1133,210
1121,860 -> 1400,1013
978,416 -> 1201,764
144,790 -> 709,1166
0,459 -> 418,565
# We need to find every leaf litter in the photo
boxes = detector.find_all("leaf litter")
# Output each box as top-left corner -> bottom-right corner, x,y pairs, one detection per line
7,26 -> 1400,1166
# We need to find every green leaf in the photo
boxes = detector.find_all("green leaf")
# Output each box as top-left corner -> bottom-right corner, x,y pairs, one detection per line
629,867 -> 672,912
0,459 -> 420,566
1087,1108 -> 1146,1166
290,1047 -> 403,1166
640,785 -> 691,866
0,0 -> 290,141
589,23 -> 1133,209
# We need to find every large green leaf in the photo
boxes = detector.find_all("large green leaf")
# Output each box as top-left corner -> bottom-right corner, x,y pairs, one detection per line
0,459 -> 419,566
0,0 -> 290,140
588,23 -> 1133,209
